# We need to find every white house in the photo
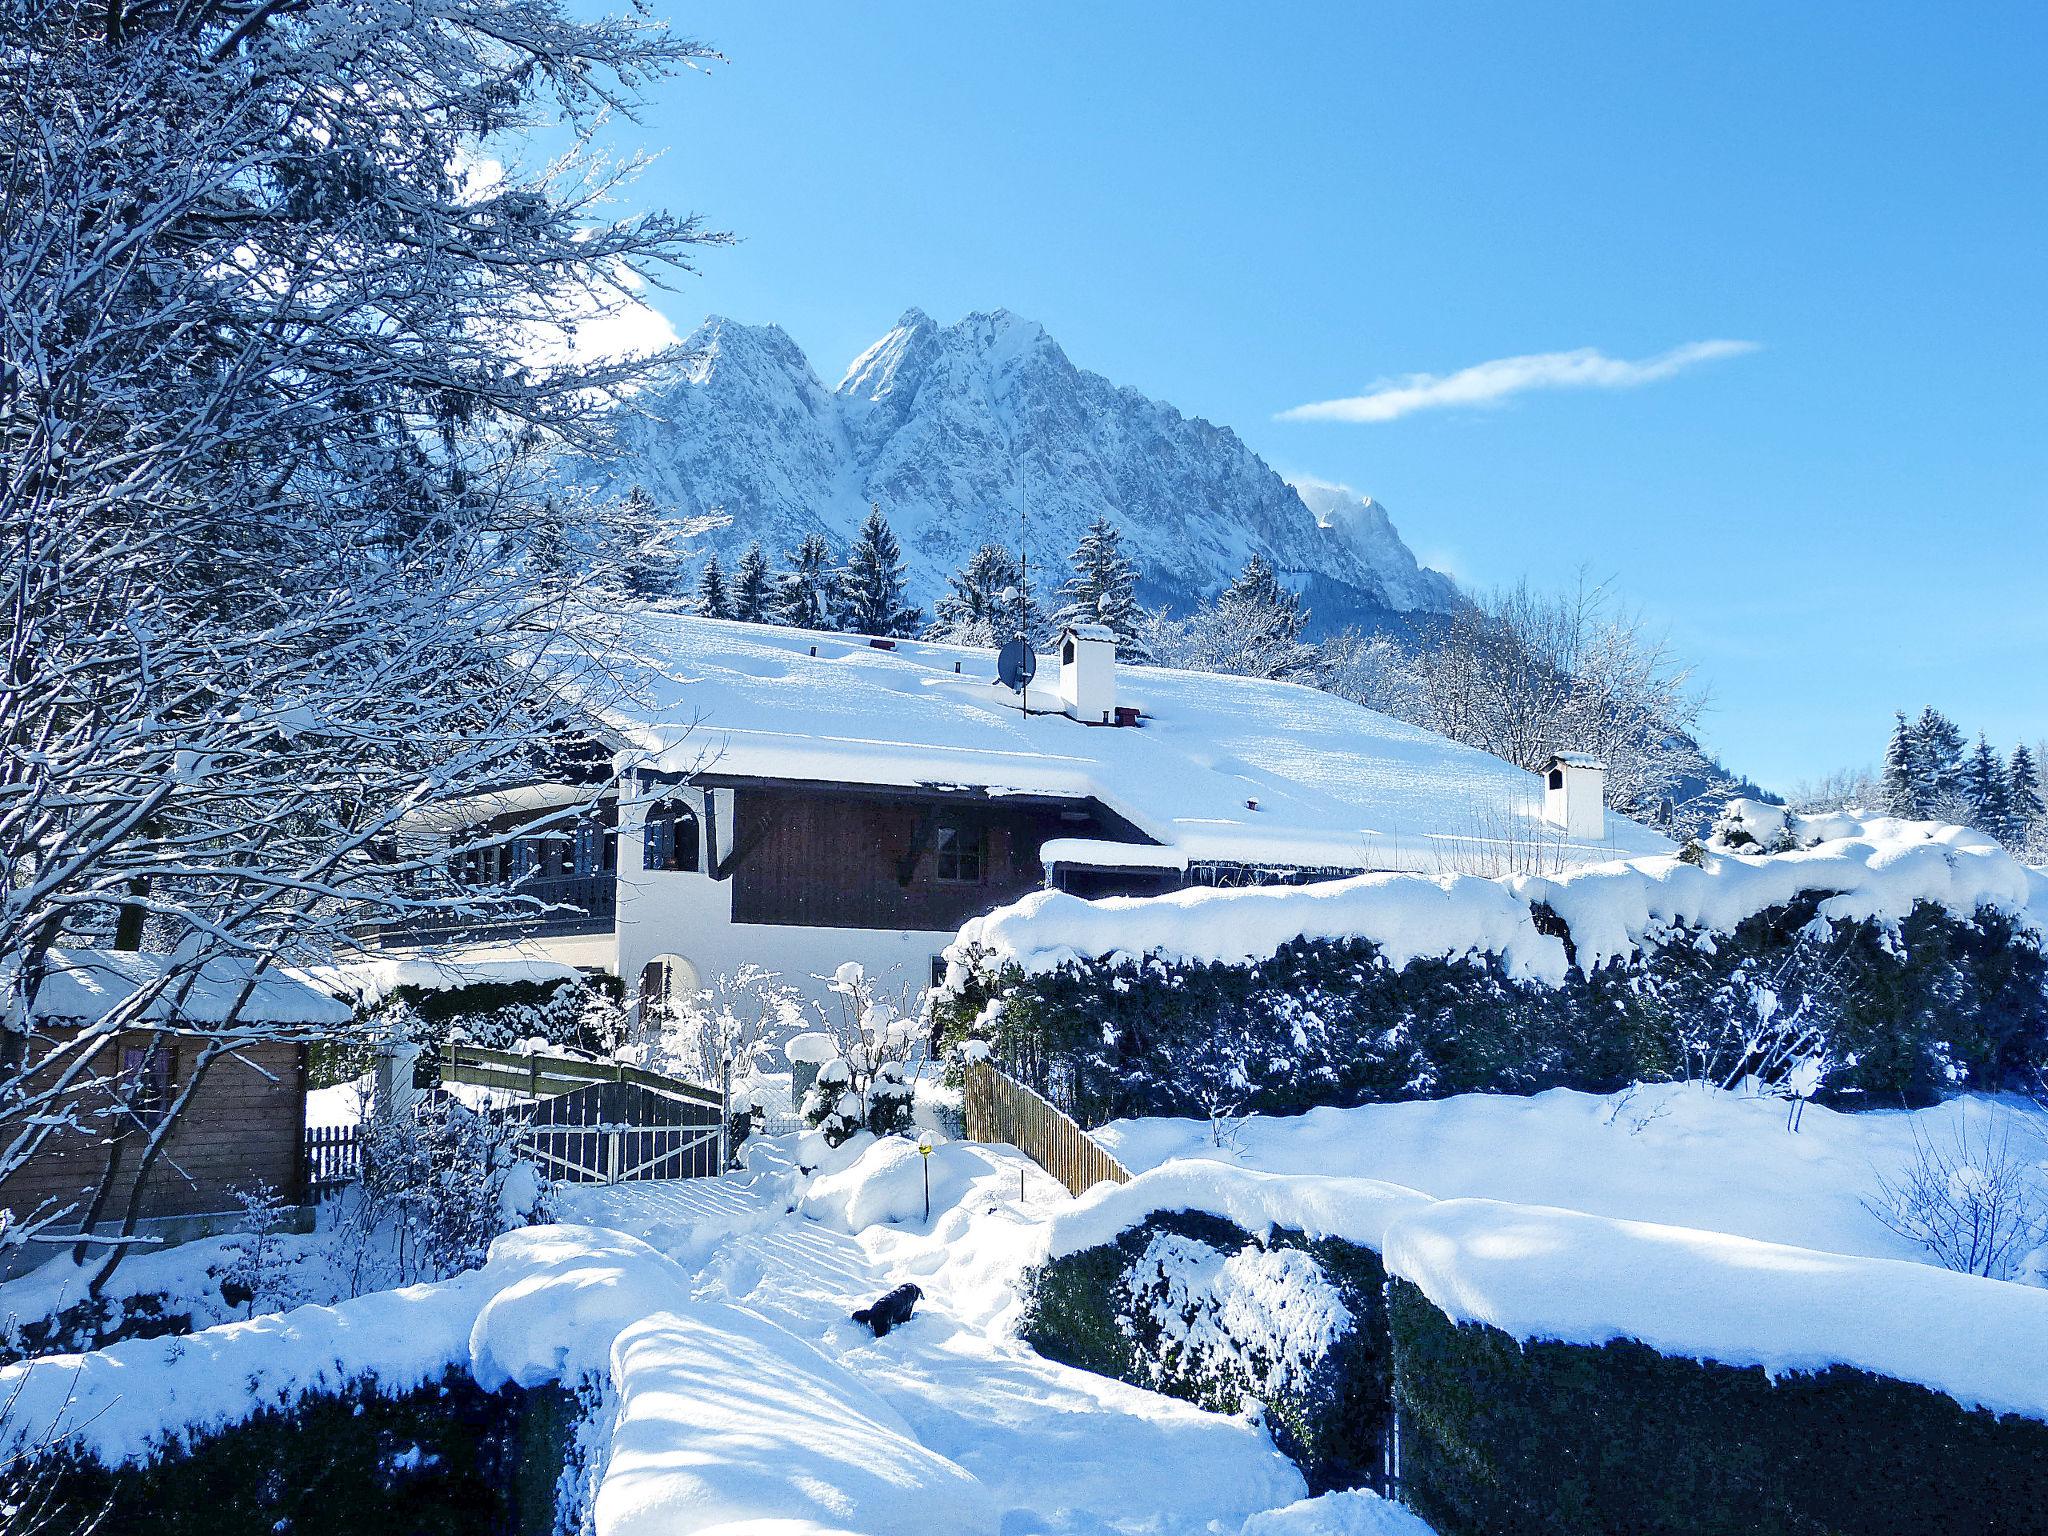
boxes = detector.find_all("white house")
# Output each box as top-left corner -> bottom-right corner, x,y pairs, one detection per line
371,614 -> 1669,1016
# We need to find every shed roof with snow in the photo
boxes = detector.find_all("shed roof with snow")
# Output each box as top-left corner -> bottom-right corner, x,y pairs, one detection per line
592,615 -> 1673,873
23,949 -> 353,1028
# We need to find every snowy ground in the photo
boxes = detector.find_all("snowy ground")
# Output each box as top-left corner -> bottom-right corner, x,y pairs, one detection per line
1096,1084 -> 2048,1269
31,1080 -> 2046,1531
557,1135 -> 1316,1534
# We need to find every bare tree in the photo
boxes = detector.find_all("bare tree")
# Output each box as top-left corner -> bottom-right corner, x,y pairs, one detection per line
1866,1110 -> 2048,1280
1,0 -> 723,1280
1333,576 -> 1707,819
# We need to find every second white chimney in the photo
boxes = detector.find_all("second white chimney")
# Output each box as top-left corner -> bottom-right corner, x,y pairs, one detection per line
1055,623 -> 1118,724
1542,752 -> 1607,839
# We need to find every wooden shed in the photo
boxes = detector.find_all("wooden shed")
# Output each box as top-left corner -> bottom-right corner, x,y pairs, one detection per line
0,950 -> 349,1248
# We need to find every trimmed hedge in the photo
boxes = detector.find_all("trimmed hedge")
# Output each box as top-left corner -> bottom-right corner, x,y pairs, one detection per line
1388,1279 -> 2048,1536
1023,1211 -> 1392,1493
941,896 -> 2048,1123
28,1371 -> 574,1535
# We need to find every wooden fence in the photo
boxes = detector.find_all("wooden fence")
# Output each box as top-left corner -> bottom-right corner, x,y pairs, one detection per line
964,1060 -> 1132,1197
434,1043 -> 723,1111
302,1123 -> 361,1199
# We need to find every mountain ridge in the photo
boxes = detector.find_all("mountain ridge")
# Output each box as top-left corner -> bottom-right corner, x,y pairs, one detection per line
584,307 -> 1460,629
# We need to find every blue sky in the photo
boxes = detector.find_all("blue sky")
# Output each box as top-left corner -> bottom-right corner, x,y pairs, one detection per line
594,2 -> 2047,790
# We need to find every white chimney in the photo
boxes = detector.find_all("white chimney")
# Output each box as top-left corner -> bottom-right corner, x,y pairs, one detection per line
1542,753 -> 1607,839
1055,624 -> 1118,724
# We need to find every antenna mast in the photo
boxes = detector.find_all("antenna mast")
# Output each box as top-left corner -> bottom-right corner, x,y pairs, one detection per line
1018,499 -> 1028,714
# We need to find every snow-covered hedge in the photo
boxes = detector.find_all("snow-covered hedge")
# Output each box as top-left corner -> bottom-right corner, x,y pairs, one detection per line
2,1224 -> 994,1536
1034,1165 -> 2048,1529
957,808 -> 2048,982
1390,1261 -> 2048,1536
941,810 -> 2048,1120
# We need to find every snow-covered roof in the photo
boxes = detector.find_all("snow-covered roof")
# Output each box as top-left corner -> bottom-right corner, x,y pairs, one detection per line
595,615 -> 1673,872
27,949 -> 353,1027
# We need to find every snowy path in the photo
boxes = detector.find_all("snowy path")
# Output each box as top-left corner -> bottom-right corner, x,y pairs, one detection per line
559,1146 -> 1307,1535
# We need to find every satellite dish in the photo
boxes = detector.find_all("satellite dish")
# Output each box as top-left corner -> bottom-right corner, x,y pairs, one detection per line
996,638 -> 1037,692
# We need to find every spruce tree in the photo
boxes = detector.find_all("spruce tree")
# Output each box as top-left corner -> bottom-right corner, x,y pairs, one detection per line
2009,743 -> 2044,825
731,541 -> 772,623
1052,515 -> 1148,660
773,533 -> 837,630
694,553 -> 731,618
1964,733 -> 2010,836
834,505 -> 922,638
1880,712 -> 1918,817
928,544 -> 1039,646
617,486 -> 680,602
1909,707 -> 1967,818
1148,554 -> 1324,683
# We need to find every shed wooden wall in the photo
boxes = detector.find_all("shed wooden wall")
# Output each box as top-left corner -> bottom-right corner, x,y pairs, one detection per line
0,1031 -> 308,1230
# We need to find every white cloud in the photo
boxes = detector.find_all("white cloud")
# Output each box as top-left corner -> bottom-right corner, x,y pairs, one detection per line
1278,339 -> 1759,424
514,265 -> 682,375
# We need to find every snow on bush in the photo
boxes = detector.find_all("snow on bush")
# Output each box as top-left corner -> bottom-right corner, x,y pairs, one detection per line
955,806 -> 2048,984
1052,1161 -> 2048,1425
940,806 -> 2048,1121
799,1134 -> 993,1233
1383,1197 -> 2048,1423
799,963 -> 922,1145
1131,1230 -> 1354,1402
1048,1164 -> 1429,1264
1239,1490 -> 1439,1536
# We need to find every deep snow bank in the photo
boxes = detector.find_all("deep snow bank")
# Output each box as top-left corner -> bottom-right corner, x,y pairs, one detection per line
1094,1087 -> 2048,1268
599,1308 -> 994,1536
952,806 -> 2048,981
799,1134 -> 1012,1233
1383,1199 -> 2048,1423
1047,1163 -> 1429,1262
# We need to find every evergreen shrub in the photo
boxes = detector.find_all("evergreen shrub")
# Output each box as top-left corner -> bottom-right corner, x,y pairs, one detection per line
1388,1279 -> 2048,1536
1022,1211 -> 1393,1493
939,898 -> 2048,1123
27,1372 -> 572,1535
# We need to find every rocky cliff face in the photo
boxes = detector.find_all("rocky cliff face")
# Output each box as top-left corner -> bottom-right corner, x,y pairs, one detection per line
585,307 -> 1458,627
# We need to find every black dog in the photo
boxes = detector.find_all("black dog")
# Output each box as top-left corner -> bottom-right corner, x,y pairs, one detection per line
850,1283 -> 922,1339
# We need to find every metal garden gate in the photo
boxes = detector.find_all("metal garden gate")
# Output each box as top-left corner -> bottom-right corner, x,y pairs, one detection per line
517,1079 -> 727,1184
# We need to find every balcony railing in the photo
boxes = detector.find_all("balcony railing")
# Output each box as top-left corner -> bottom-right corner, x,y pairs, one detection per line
371,873 -> 617,946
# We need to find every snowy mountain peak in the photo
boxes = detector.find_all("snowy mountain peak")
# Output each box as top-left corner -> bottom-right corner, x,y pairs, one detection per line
1293,481 -> 1459,615
587,309 -> 1462,628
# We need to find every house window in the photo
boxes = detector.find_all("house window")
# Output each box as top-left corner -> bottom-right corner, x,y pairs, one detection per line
644,803 -> 701,873
119,1042 -> 171,1130
934,816 -> 983,884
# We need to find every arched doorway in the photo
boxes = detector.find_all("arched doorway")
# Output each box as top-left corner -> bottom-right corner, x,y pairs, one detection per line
634,953 -> 702,1038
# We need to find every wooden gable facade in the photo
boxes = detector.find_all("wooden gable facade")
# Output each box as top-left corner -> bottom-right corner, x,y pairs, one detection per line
719,782 -> 1158,932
